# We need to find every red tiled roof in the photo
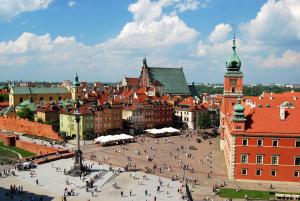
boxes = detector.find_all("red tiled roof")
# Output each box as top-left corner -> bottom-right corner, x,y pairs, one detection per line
231,107 -> 300,136
136,87 -> 146,94
126,78 -> 140,87
245,91 -> 300,108
178,96 -> 195,106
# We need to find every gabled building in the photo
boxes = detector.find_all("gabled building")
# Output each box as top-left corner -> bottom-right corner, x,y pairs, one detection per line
139,58 -> 191,96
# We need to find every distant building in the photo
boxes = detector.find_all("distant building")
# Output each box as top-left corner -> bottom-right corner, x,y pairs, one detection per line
139,58 -> 191,96
9,86 -> 70,106
121,77 -> 140,91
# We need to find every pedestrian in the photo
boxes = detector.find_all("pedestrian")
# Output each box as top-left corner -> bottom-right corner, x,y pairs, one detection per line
130,189 -> 132,196
36,179 -> 39,186
121,191 -> 123,197
145,189 -> 147,196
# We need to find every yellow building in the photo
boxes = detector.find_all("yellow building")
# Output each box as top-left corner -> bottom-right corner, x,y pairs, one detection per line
9,86 -> 71,106
59,105 -> 95,140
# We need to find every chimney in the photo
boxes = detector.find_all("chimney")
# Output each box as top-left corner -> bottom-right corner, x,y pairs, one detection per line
280,107 -> 285,120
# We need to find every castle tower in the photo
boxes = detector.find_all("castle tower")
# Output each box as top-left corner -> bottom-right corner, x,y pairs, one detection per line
220,31 -> 244,150
222,32 -> 243,115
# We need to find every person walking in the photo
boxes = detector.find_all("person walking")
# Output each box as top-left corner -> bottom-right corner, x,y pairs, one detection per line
36,179 -> 39,186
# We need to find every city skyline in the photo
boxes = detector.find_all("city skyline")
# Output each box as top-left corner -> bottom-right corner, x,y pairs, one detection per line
0,0 -> 300,83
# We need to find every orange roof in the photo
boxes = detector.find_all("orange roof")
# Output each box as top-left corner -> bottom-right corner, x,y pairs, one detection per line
136,87 -> 146,94
245,91 -> 300,108
230,107 -> 300,137
178,96 -> 195,106
126,77 -> 139,87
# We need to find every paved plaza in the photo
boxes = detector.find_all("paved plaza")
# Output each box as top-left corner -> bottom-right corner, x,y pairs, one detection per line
1,132 -> 300,201
0,158 -> 183,201
81,133 -> 300,200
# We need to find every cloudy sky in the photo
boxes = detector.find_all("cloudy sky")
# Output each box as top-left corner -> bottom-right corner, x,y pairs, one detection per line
0,0 -> 299,84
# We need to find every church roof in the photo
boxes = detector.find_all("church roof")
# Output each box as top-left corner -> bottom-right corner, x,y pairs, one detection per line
148,67 -> 191,95
11,86 -> 69,95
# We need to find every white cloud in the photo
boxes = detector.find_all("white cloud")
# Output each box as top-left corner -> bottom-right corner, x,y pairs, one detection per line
241,0 -> 300,44
176,0 -> 199,12
0,32 -> 52,54
68,1 -> 76,8
176,0 -> 210,12
114,0 -> 198,48
0,0 -> 53,20
261,50 -> 300,69
209,23 -> 232,43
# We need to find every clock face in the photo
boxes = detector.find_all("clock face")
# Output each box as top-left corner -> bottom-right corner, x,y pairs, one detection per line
230,79 -> 237,86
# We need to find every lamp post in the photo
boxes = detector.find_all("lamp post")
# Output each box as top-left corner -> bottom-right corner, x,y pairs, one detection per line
73,98 -> 83,172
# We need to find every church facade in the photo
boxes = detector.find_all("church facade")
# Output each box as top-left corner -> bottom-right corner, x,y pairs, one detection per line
139,58 -> 191,96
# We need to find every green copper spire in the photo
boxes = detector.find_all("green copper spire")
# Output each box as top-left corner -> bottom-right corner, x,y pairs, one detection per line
226,26 -> 241,72
233,96 -> 246,122
73,72 -> 80,87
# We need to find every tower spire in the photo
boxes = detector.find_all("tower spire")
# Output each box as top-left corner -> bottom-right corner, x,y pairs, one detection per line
232,24 -> 236,51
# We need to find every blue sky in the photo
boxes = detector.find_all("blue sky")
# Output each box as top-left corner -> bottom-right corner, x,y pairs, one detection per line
0,0 -> 299,84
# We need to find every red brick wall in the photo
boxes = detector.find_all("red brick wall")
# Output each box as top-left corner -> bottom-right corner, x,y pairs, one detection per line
15,140 -> 59,155
234,136 -> 300,182
0,116 -> 62,141
0,133 -> 18,146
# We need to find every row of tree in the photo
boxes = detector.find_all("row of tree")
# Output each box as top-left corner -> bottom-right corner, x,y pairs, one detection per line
191,84 -> 300,96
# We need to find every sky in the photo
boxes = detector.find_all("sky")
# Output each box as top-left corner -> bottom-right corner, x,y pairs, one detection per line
0,0 -> 300,84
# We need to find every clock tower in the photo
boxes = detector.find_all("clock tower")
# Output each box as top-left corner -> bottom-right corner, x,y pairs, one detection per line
222,34 -> 243,115
220,33 -> 244,150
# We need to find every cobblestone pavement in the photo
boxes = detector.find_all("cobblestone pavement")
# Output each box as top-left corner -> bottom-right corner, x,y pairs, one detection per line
81,134 -> 300,200
0,158 -> 183,201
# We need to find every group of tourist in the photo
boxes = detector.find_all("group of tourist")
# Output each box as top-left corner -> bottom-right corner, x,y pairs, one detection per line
0,168 -> 16,177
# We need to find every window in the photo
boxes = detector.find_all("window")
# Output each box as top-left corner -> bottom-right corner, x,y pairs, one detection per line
257,139 -> 263,146
256,169 -> 262,176
296,140 -> 300,147
294,171 -> 299,177
241,154 -> 248,164
272,140 -> 279,147
242,139 -> 248,146
295,156 -> 300,166
19,98 -> 23,103
256,155 -> 263,164
241,169 -> 247,175
271,155 -> 279,165
271,170 -> 277,176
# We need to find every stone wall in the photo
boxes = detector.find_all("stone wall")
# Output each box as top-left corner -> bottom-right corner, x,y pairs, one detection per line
0,116 -> 63,141
15,140 -> 59,155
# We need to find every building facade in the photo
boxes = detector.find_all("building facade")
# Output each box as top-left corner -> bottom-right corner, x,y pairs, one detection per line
94,103 -> 123,136
220,36 -> 300,183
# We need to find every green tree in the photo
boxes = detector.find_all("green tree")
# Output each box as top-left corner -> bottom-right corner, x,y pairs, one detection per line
45,119 -> 59,131
198,111 -> 211,129
17,107 -> 34,121
0,94 -> 8,102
